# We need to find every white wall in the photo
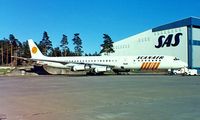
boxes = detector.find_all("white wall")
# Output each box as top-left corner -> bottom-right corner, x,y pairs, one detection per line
192,27 -> 200,67
193,46 -> 200,67
111,27 -> 188,63
192,28 -> 200,40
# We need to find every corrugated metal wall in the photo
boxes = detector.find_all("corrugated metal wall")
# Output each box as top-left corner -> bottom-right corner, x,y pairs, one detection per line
192,27 -> 200,68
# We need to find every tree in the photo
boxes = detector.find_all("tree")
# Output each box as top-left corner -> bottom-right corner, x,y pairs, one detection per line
2,38 -> 11,65
20,40 -> 31,58
93,51 -> 100,56
100,34 -> 115,55
9,34 -> 22,65
85,51 -> 99,56
39,31 -> 52,56
60,34 -> 69,56
49,47 -> 62,57
9,34 -> 22,52
72,33 -> 83,56
0,39 -> 7,65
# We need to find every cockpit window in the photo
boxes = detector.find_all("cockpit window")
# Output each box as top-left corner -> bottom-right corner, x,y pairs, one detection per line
174,57 -> 180,61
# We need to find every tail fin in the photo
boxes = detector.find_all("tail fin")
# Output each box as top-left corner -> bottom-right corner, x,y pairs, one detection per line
28,39 -> 45,59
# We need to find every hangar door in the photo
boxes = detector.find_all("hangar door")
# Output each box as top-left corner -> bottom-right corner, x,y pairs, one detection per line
192,27 -> 200,68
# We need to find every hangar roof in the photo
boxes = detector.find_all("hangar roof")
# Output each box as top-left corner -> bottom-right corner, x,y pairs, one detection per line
152,17 -> 200,32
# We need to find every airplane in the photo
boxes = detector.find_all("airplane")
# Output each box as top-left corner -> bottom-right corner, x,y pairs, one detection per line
23,39 -> 188,74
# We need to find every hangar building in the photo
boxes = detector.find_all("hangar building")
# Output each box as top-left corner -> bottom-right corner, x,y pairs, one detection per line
111,17 -> 200,70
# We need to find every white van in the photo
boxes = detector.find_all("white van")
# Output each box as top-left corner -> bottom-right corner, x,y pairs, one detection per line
185,69 -> 198,76
172,68 -> 198,76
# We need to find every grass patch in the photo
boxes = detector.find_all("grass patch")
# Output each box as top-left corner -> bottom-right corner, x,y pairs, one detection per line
0,69 -> 11,75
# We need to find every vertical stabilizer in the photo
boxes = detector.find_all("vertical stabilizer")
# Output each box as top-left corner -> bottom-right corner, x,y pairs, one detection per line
28,39 -> 45,59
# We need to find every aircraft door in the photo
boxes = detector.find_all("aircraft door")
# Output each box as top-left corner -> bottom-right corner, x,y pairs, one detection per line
123,58 -> 128,66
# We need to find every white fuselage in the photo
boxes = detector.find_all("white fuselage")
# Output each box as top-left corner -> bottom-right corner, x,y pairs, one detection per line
35,55 -> 187,70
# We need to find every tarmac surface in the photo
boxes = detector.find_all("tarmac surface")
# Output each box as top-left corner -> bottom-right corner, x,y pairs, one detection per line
0,75 -> 200,120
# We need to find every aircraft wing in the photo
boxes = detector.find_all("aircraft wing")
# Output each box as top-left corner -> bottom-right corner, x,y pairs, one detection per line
11,56 -> 32,61
30,58 -> 115,67
12,56 -> 113,66
11,56 -> 69,65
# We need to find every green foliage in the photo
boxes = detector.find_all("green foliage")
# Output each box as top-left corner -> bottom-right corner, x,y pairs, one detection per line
72,33 -> 83,56
60,34 -> 69,56
9,34 -> 22,49
100,34 -> 115,55
1,32 -> 104,65
20,40 -> 31,58
49,47 -> 62,57
39,31 -> 52,56
85,51 -> 100,56
0,69 -> 9,75
0,38 -> 10,64
0,35 -> 23,65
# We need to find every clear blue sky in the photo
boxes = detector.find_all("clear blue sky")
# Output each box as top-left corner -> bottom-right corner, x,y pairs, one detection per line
0,0 -> 200,54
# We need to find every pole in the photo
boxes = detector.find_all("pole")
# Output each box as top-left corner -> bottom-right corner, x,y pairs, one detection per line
6,44 -> 8,65
1,42 -> 3,65
10,44 -> 12,66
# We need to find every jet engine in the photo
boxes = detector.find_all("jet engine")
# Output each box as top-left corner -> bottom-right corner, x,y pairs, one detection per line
71,65 -> 90,71
93,66 -> 111,73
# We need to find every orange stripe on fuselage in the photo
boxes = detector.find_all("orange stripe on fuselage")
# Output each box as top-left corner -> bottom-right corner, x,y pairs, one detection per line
151,62 -> 156,70
149,62 -> 154,69
153,62 -> 160,70
145,62 -> 151,70
152,62 -> 158,70
144,63 -> 148,70
156,62 -> 161,69
144,62 -> 148,70
141,62 -> 160,70
141,62 -> 148,70
140,62 -> 145,70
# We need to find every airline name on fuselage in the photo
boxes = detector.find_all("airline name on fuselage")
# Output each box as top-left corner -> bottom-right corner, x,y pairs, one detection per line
137,56 -> 164,60
155,33 -> 183,48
